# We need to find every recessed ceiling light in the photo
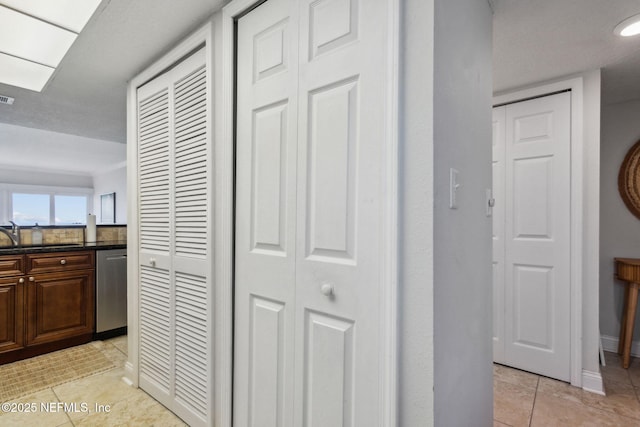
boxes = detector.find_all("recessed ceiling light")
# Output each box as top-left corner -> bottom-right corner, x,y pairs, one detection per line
614,13 -> 640,37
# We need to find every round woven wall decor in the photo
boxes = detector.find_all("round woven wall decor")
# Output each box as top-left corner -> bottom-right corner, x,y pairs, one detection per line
619,139 -> 640,220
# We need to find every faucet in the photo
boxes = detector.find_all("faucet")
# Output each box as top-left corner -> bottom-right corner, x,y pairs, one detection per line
0,221 -> 20,246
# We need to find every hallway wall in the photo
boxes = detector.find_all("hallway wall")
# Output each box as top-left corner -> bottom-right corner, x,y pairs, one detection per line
600,99 -> 640,351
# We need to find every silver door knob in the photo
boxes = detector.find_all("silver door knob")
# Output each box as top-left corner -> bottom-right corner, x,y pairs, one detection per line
29,277 -> 34,282
60,259 -> 67,265
320,283 -> 334,297
18,278 -> 24,284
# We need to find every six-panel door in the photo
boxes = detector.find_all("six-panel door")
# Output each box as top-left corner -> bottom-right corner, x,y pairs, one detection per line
492,92 -> 571,381
235,0 -> 389,425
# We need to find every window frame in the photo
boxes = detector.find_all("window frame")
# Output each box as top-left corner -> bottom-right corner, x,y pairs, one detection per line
0,184 -> 93,225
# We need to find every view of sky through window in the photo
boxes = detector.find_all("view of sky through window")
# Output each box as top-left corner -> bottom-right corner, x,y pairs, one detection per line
12,193 -> 87,225
12,193 -> 49,225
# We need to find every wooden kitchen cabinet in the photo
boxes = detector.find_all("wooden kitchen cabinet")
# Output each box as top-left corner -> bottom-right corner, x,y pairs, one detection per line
0,251 -> 95,364
0,276 -> 24,353
25,269 -> 94,346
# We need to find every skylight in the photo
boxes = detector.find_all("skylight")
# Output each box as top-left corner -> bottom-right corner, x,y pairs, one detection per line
0,0 -> 101,92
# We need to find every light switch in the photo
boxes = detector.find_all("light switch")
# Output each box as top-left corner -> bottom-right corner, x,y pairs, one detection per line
449,168 -> 460,209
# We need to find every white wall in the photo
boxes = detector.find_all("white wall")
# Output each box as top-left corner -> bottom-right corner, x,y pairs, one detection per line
433,0 -> 493,425
399,0 -> 435,424
0,167 -> 93,188
600,100 -> 640,350
582,70 -> 601,378
93,164 -> 127,224
399,0 -> 493,424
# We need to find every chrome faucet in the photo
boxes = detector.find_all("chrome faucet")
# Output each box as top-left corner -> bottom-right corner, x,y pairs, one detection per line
0,221 -> 20,246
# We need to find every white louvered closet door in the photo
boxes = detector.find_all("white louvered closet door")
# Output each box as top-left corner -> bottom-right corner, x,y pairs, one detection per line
137,47 -> 212,427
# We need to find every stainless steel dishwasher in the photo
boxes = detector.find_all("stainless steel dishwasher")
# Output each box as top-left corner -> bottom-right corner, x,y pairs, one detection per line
96,248 -> 127,337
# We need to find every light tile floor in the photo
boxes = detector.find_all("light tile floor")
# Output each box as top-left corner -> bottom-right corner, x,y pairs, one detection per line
495,351 -> 640,426
4,340 -> 639,426
0,336 -> 186,427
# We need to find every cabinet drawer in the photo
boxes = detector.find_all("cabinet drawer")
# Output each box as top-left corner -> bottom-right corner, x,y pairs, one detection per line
0,255 -> 24,277
26,251 -> 95,274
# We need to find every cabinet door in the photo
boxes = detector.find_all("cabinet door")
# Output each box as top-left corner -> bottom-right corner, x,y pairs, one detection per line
25,270 -> 95,346
0,277 -> 24,353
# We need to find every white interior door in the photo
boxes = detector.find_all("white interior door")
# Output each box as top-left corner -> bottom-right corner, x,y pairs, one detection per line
235,0 -> 388,425
234,0 -> 299,425
493,92 -> 571,381
137,48 -> 212,427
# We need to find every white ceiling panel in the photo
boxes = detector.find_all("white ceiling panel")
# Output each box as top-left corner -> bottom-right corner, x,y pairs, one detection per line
0,6 -> 76,67
0,0 -> 102,33
0,53 -> 54,92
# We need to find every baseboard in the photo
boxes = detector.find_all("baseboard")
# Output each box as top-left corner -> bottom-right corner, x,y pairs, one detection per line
582,370 -> 605,395
601,334 -> 640,358
123,361 -> 136,387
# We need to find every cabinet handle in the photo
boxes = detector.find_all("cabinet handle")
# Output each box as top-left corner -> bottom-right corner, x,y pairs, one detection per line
18,278 -> 24,284
60,259 -> 67,265
29,277 -> 34,282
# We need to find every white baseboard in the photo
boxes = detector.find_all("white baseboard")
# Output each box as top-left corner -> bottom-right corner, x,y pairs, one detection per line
582,370 -> 605,395
123,361 -> 137,387
601,334 -> 640,358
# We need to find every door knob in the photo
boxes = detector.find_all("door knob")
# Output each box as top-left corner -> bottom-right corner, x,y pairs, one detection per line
60,259 -> 67,265
29,277 -> 34,282
18,278 -> 24,284
320,283 -> 334,297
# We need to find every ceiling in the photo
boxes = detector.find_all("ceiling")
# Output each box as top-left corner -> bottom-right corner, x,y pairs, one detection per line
1,0 -> 640,173
0,0 -> 225,145
493,0 -> 640,104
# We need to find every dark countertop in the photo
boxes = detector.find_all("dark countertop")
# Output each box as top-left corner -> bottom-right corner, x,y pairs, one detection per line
0,240 -> 127,255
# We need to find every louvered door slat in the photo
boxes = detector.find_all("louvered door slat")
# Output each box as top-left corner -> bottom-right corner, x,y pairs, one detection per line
139,89 -> 170,253
139,266 -> 171,391
174,65 -> 207,259
175,272 -> 208,419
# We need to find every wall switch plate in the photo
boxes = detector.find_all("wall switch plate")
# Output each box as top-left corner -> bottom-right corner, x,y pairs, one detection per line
449,168 -> 460,209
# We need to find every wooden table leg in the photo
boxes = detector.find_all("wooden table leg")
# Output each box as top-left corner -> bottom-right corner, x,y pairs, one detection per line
620,283 -> 631,355
623,282 -> 640,368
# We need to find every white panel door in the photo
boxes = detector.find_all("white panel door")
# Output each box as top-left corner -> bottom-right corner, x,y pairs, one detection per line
235,0 -> 299,426
294,0 -> 386,425
235,0 -> 388,425
493,92 -> 571,381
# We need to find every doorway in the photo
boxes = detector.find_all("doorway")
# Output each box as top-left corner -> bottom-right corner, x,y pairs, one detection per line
492,91 -> 572,382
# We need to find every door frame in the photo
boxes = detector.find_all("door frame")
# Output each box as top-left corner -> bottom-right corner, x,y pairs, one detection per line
216,0 -> 400,425
493,75 -> 597,390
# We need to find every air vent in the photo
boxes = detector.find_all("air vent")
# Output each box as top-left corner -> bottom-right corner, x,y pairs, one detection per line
0,95 -> 14,105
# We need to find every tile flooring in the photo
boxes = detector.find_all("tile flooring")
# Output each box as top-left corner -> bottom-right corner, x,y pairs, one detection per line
0,336 -> 186,427
495,351 -> 640,426
3,340 -> 640,426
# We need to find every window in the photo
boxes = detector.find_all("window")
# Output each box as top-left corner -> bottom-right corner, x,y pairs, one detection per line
12,193 -> 50,225
54,195 -> 87,225
7,190 -> 91,226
